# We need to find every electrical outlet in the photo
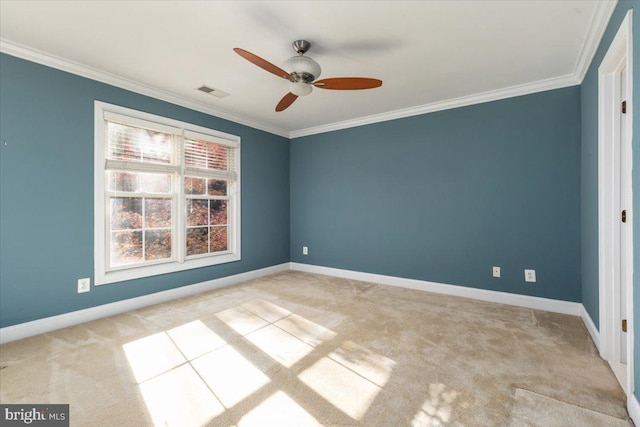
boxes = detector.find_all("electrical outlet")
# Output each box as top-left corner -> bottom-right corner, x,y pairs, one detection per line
78,278 -> 91,293
493,266 -> 501,278
524,269 -> 536,283
302,246 -> 308,255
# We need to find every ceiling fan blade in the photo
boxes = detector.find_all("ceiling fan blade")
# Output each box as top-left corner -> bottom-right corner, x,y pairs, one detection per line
313,77 -> 382,90
233,48 -> 293,81
276,93 -> 298,112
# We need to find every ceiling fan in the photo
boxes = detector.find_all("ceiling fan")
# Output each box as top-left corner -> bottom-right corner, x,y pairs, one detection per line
234,40 -> 383,112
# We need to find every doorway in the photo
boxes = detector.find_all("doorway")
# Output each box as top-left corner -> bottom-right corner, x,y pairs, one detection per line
598,10 -> 633,397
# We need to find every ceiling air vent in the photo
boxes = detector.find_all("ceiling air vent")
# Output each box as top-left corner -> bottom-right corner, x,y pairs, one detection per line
196,85 -> 229,98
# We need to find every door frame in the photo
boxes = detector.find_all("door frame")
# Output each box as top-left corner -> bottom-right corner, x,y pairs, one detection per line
598,9 -> 634,398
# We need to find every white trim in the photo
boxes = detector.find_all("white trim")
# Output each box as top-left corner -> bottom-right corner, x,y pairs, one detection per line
290,75 -> 579,139
0,39 -> 289,139
0,263 -> 289,345
581,304 -> 601,352
94,101 -> 242,285
289,263 -> 582,316
623,8 -> 634,402
597,9 -> 634,397
573,0 -> 618,83
0,0 -> 615,140
629,393 -> 640,426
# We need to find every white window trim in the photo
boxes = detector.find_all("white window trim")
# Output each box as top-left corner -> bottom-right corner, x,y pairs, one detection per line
94,101 -> 241,285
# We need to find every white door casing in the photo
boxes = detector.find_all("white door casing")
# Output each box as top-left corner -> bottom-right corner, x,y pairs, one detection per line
620,64 -> 629,366
598,10 -> 634,398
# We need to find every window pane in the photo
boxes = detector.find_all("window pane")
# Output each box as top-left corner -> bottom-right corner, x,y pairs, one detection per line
145,229 -> 172,260
108,172 -> 170,194
210,200 -> 227,225
207,179 -> 227,196
145,199 -> 172,228
210,226 -> 227,252
187,227 -> 208,256
111,231 -> 143,266
111,198 -> 142,230
141,129 -> 172,164
185,177 -> 206,195
141,174 -> 171,193
187,199 -> 209,226
107,172 -> 140,192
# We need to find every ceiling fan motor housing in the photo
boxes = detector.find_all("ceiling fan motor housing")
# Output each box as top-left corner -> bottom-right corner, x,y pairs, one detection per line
283,40 -> 321,84
292,40 -> 311,54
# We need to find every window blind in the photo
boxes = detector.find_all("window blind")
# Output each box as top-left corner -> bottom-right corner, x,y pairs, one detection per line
104,159 -> 179,174
184,138 -> 238,181
183,130 -> 239,148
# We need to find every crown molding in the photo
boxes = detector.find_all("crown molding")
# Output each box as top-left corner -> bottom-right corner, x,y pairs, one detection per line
573,0 -> 618,83
0,39 -> 290,138
290,73 -> 579,138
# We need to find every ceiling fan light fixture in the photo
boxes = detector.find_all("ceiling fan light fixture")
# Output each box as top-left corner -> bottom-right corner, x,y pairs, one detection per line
290,81 -> 313,96
283,55 -> 321,82
234,40 -> 382,112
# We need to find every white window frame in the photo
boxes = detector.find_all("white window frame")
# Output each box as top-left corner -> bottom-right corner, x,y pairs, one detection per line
94,101 -> 241,285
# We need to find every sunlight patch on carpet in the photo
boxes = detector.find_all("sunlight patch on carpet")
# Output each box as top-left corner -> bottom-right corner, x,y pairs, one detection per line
124,321 -> 233,426
123,301 -> 358,425
245,324 -> 314,368
191,345 -> 269,408
215,306 -> 269,335
123,332 -> 187,383
275,313 -> 337,347
238,391 -> 321,427
330,340 -> 395,387
138,364 -> 224,427
167,320 -> 227,360
299,341 -> 395,420
411,383 -> 461,426
242,299 -> 292,323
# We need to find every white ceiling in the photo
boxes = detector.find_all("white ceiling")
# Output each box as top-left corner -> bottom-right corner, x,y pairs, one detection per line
0,1 -> 615,138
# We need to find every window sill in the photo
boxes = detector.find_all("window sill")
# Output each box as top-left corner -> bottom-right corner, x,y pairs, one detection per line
95,252 -> 241,285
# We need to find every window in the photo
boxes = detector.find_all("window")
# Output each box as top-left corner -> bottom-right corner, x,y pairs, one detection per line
94,102 -> 240,285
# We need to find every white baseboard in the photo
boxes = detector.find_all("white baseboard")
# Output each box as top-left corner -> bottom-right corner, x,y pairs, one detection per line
289,262 -> 583,316
580,304 -> 601,353
0,263 -> 289,344
629,393 -> 640,425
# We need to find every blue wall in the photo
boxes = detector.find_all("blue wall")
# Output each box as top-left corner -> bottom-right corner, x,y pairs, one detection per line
0,53 -> 290,328
290,87 -> 582,302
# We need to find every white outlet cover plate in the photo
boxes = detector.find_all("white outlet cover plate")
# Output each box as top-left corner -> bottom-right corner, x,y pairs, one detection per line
493,266 -> 500,278
78,278 -> 91,293
524,269 -> 536,282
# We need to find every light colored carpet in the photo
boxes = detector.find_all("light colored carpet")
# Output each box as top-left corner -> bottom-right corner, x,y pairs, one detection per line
0,271 -> 630,426
508,388 -> 629,427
